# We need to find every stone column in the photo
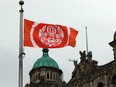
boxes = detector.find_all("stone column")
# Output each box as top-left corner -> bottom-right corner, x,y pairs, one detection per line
90,82 -> 93,87
104,75 -> 108,87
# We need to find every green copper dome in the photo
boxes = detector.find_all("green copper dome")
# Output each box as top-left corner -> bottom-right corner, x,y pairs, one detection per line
33,49 -> 59,69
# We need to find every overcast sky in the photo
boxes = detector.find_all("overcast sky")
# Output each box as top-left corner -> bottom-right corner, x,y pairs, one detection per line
0,0 -> 116,87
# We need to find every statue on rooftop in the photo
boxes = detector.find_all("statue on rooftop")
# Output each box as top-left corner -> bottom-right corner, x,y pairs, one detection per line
79,51 -> 86,63
69,59 -> 78,67
69,59 -> 80,78
87,51 -> 93,65
87,51 -> 92,59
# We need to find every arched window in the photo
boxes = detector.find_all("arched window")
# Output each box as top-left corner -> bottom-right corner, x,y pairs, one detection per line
53,73 -> 55,80
56,74 -> 57,80
97,82 -> 103,87
112,75 -> 116,84
36,74 -> 38,81
47,72 -> 49,79
38,73 -> 40,80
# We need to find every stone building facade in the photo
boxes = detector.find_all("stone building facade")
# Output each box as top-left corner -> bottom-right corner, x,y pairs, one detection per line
65,32 -> 116,87
25,32 -> 116,87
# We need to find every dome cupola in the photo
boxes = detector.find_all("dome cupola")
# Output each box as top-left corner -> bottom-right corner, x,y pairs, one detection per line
33,48 -> 59,69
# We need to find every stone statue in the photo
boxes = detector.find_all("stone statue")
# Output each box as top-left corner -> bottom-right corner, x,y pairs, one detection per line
79,51 -> 86,58
69,59 -> 78,66
74,60 -> 78,67
87,51 -> 92,59
79,51 -> 86,63
69,59 -> 80,78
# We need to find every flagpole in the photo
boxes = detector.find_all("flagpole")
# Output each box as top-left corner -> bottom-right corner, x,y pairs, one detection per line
85,26 -> 88,54
19,1 -> 25,87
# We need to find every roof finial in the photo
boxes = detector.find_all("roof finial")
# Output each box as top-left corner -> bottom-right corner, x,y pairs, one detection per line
19,0 -> 24,12
42,48 -> 49,54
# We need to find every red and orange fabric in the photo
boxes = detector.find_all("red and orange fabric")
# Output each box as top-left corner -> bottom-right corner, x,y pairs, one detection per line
24,19 -> 79,48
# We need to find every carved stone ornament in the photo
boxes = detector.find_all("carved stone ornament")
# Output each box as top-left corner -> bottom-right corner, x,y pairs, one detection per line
114,31 -> 116,40
25,83 -> 31,87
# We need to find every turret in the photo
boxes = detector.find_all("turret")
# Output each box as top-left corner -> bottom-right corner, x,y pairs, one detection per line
25,49 -> 63,87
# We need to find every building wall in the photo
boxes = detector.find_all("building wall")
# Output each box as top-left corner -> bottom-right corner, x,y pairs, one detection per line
65,50 -> 116,87
65,61 -> 116,87
25,67 -> 63,87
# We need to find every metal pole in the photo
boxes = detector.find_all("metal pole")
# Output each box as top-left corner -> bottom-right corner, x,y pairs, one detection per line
85,26 -> 88,54
19,1 -> 25,87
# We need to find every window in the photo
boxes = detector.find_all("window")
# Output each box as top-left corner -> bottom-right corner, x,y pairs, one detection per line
38,73 -> 40,80
112,75 -> 116,84
47,72 -> 49,79
36,74 -> 38,81
97,82 -> 103,87
53,73 -> 55,80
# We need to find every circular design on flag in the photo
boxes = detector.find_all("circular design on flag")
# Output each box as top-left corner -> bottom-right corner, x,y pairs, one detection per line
38,25 -> 64,47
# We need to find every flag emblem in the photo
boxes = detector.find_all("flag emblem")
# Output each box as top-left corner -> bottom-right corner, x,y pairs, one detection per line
39,25 -> 64,47
24,19 -> 78,48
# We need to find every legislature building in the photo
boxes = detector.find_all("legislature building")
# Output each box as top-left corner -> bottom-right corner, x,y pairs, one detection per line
25,32 -> 116,87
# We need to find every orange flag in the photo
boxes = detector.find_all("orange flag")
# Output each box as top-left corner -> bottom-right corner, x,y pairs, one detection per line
24,19 -> 79,48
